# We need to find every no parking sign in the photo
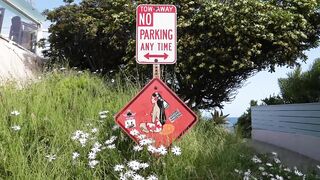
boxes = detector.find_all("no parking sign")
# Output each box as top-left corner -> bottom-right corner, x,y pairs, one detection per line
136,4 -> 177,64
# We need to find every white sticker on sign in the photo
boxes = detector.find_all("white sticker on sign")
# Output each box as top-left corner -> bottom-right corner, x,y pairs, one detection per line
136,4 -> 177,64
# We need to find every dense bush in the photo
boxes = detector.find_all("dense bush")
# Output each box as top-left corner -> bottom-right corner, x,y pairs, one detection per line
236,100 -> 257,138
279,58 -> 320,104
44,0 -> 320,110
262,58 -> 320,105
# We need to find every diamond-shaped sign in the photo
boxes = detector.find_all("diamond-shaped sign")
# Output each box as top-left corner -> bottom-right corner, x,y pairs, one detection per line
115,78 -> 197,147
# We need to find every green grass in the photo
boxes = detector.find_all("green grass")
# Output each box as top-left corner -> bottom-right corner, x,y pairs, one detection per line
0,70 -> 318,179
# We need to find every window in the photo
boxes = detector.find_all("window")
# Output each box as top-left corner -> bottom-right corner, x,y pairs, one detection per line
0,2 -> 39,53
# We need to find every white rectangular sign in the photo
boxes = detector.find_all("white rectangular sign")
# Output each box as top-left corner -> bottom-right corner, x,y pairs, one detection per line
136,4 -> 177,64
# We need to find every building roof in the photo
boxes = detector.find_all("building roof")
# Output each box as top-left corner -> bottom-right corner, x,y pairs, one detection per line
2,0 -> 45,24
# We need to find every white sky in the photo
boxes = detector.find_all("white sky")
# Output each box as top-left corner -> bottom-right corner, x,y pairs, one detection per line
223,47 -> 319,117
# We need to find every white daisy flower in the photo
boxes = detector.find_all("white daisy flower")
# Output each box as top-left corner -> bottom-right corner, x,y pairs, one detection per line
107,144 -> 116,149
266,163 -> 273,167
139,139 -> 148,146
91,142 -> 102,153
171,146 -> 181,156
137,134 -> 146,140
274,158 -> 281,164
130,129 -> 140,136
272,152 -> 277,156
146,174 -> 158,180
139,138 -> 154,146
110,136 -> 117,141
132,174 -> 145,180
258,166 -> 265,171
82,132 -> 90,138
146,138 -> 154,144
77,71 -> 83,74
79,138 -> 88,147
72,152 -> 80,160
283,167 -> 291,172
276,175 -> 283,180
114,164 -> 125,172
45,154 -> 56,162
124,170 -> 136,178
112,125 -> 119,131
99,110 -> 109,119
157,145 -> 167,155
60,67 -> 66,70
88,160 -> 99,168
139,162 -> 149,169
244,169 -> 251,176
128,160 -> 141,171
71,130 -> 83,140
11,125 -> 21,131
252,155 -> 262,163
10,110 -> 20,116
100,114 -> 107,119
234,169 -> 240,174
261,172 -> 268,176
133,145 -> 143,152
99,111 -> 109,115
105,136 -> 117,145
120,173 -> 127,180
294,168 -> 303,176
111,79 -> 115,83
316,165 -> 320,170
91,128 -> 98,133
93,142 -> 102,148
147,145 -> 157,153
88,151 -> 96,159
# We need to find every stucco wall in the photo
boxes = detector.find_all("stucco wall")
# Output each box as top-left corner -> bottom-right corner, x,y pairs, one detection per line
251,103 -> 320,161
0,36 -> 41,83
252,129 -> 320,161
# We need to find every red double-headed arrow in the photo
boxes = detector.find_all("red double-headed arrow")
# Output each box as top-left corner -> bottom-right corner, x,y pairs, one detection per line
144,53 -> 169,60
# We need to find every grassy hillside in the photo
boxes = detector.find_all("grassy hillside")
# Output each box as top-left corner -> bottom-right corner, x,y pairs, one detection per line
0,70 -> 318,179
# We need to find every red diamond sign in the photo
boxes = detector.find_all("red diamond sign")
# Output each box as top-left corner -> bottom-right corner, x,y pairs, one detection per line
115,78 -> 197,147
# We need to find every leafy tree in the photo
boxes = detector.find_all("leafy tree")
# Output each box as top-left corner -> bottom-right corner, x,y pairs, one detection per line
261,94 -> 285,105
44,0 -> 320,109
236,100 -> 257,138
278,58 -> 320,103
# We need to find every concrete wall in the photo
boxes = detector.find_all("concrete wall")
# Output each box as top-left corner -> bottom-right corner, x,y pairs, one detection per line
0,36 -> 41,83
251,103 -> 320,161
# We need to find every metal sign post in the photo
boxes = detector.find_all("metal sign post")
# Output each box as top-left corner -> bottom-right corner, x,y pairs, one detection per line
153,64 -> 160,79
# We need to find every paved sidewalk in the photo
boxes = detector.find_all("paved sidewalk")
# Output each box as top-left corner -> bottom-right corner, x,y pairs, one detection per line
248,140 -> 320,173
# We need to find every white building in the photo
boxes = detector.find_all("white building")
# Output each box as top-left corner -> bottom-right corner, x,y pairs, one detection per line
0,0 -> 45,82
